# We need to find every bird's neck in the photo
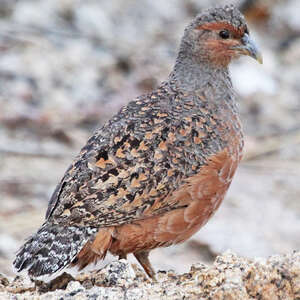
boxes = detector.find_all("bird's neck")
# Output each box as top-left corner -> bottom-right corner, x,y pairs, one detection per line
170,50 -> 232,94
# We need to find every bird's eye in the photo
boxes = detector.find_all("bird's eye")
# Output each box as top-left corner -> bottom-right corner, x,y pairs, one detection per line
219,30 -> 230,39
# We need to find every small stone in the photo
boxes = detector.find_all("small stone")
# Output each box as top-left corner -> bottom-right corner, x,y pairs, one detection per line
66,280 -> 83,292
0,273 -> 9,288
95,260 -> 136,287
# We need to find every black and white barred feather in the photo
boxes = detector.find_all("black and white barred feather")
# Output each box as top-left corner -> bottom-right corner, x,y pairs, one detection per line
13,223 -> 96,280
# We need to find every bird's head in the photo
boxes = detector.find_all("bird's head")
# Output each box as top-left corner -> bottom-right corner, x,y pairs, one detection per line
180,5 -> 262,67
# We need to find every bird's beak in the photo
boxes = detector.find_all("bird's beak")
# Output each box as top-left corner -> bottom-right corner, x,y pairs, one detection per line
232,33 -> 263,64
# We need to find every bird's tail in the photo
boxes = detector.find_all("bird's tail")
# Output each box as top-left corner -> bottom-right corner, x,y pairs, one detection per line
13,223 -> 97,280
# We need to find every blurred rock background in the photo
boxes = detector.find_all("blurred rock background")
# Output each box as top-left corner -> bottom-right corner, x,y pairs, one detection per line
0,0 -> 299,278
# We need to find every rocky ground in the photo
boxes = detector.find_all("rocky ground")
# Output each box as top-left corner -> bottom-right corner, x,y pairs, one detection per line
0,0 -> 300,296
1,251 -> 300,299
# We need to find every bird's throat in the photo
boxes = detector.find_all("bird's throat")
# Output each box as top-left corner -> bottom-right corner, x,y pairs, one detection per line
171,53 -> 231,94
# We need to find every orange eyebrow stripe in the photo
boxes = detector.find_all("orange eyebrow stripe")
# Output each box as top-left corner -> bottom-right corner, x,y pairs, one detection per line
196,22 -> 245,38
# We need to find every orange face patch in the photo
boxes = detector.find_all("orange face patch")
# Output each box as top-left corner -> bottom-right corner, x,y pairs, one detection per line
196,21 -> 246,39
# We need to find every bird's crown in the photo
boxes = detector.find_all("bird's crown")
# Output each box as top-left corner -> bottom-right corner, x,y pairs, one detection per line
191,5 -> 246,30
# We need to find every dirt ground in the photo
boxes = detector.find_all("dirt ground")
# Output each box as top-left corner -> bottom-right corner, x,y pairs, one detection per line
0,0 -> 300,279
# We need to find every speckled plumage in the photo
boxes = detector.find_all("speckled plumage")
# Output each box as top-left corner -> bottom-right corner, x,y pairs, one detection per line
14,5 -> 261,280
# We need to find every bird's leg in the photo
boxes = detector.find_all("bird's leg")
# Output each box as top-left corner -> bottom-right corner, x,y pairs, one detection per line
134,250 -> 156,280
118,253 -> 127,260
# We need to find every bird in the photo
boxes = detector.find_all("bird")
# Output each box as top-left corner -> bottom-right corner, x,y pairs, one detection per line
13,5 -> 262,281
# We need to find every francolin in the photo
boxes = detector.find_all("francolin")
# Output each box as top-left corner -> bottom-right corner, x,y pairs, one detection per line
14,5 -> 262,280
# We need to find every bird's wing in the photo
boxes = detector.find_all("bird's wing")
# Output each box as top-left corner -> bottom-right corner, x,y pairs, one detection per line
46,91 -> 222,228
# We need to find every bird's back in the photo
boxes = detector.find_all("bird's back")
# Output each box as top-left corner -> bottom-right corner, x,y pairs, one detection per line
46,77 -> 243,229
